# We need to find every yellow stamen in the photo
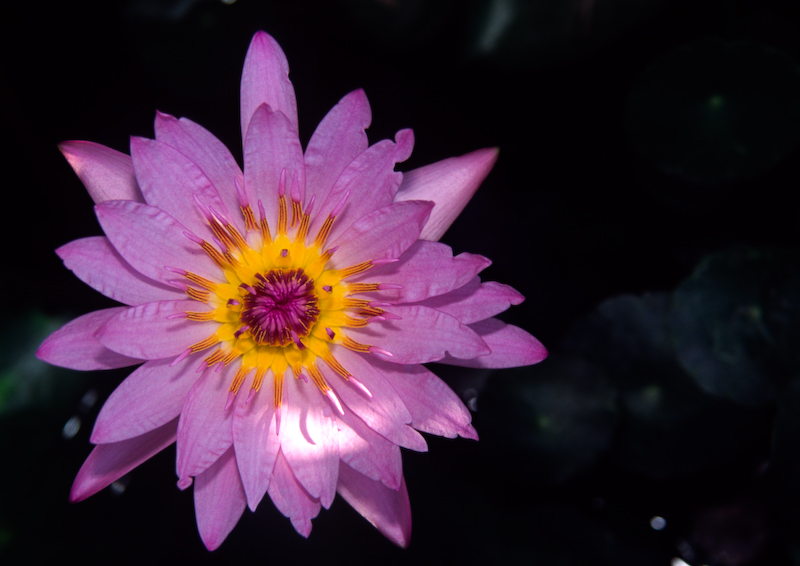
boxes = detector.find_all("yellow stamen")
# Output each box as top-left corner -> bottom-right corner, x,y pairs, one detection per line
343,315 -> 371,328
278,194 -> 288,235
184,272 -> 218,291
307,363 -> 330,392
273,371 -> 284,409
314,215 -> 334,248
322,351 -> 350,379
229,366 -> 249,394
342,335 -> 371,353
187,287 -> 211,302
242,204 -> 257,232
347,282 -> 381,293
338,260 -> 374,279
186,311 -> 215,321
201,241 -> 229,268
190,335 -> 218,353
291,198 -> 302,228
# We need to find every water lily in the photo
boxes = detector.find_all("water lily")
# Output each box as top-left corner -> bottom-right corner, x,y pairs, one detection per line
37,31 -> 547,550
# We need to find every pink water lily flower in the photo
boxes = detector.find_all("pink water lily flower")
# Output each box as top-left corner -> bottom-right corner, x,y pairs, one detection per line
37,31 -> 547,550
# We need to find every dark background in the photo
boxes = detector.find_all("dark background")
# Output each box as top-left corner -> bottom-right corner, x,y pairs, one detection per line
2,0 -> 800,564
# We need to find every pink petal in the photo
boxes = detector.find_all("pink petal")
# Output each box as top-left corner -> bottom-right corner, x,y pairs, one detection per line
70,418 -> 177,503
395,147 -> 499,241
372,358 -> 477,440
322,348 -> 427,452
267,449 -> 322,538
193,446 -> 247,551
441,318 -> 548,368
350,240 -> 490,303
154,112 -> 247,234
57,236 -> 183,305
176,364 -> 237,485
36,308 -> 142,371
347,305 -> 490,363
336,409 -> 403,490
243,103 -> 305,232
310,129 -> 414,244
240,31 -> 298,144
415,278 -> 524,324
280,373 -> 339,509
95,199 -> 221,285
304,89 -> 371,206
329,200 -> 433,269
130,136 -> 234,241
96,300 -> 216,360
58,140 -> 144,203
337,462 -> 412,548
91,352 -> 204,443
232,376 -> 280,511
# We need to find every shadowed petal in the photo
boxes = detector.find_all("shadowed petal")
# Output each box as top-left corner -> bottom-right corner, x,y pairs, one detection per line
91,352 -> 205,443
36,308 -> 142,371
337,462 -> 412,548
194,446 -> 247,551
441,318 -> 548,368
347,305 -> 490,363
336,409 -> 403,490
267,449 -> 322,537
240,31 -> 298,143
395,147 -> 498,241
96,300 -> 216,360
57,236 -> 183,305
70,418 -> 177,503
415,278 -> 524,324
59,140 -> 144,203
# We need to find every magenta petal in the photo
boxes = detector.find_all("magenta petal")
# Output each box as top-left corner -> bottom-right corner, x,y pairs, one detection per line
57,236 -> 182,305
131,136 -> 233,240
70,418 -> 177,503
280,373 -> 339,509
95,200 -> 221,285
232,376 -> 280,511
304,89 -> 371,206
267,449 -> 322,538
240,31 -> 298,143
330,200 -> 433,269
415,278 -> 525,324
311,129 -> 414,243
336,409 -> 403,490
91,352 -> 204,443
243,103 -> 305,230
372,358 -> 476,440
154,112 -> 246,233
395,147 -> 498,241
441,318 -> 548,368
96,300 -> 216,360
351,240 -> 491,303
36,308 -> 142,371
59,140 -> 144,203
348,305 -> 490,363
337,462 -> 412,548
194,446 -> 247,551
176,364 -> 236,484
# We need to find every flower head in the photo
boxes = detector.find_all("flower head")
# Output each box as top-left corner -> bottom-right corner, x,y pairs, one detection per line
37,31 -> 547,550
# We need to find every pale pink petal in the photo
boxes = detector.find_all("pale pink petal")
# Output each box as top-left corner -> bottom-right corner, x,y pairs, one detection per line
90,352 -> 205,443
304,89 -> 371,206
336,409 -> 403,490
240,31 -> 298,143
329,200 -> 433,269
70,418 -> 177,503
280,373 -> 339,509
347,305 -> 490,363
350,240 -> 490,303
95,200 -> 221,285
154,112 -> 246,233
130,136 -> 234,240
232,375 -> 280,511
267,449 -> 322,537
395,147 -> 499,241
36,308 -> 142,371
322,348 -> 427,452
194,446 -> 247,551
176,364 -> 237,485
371,358 -> 477,440
58,140 -> 144,203
441,318 -> 548,368
243,104 -> 305,231
57,236 -> 183,305
337,462 -> 412,548
96,300 -> 216,360
415,278 -> 524,324
310,129 -> 414,243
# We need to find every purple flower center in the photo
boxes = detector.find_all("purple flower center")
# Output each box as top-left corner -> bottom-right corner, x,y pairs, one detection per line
240,268 -> 320,346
